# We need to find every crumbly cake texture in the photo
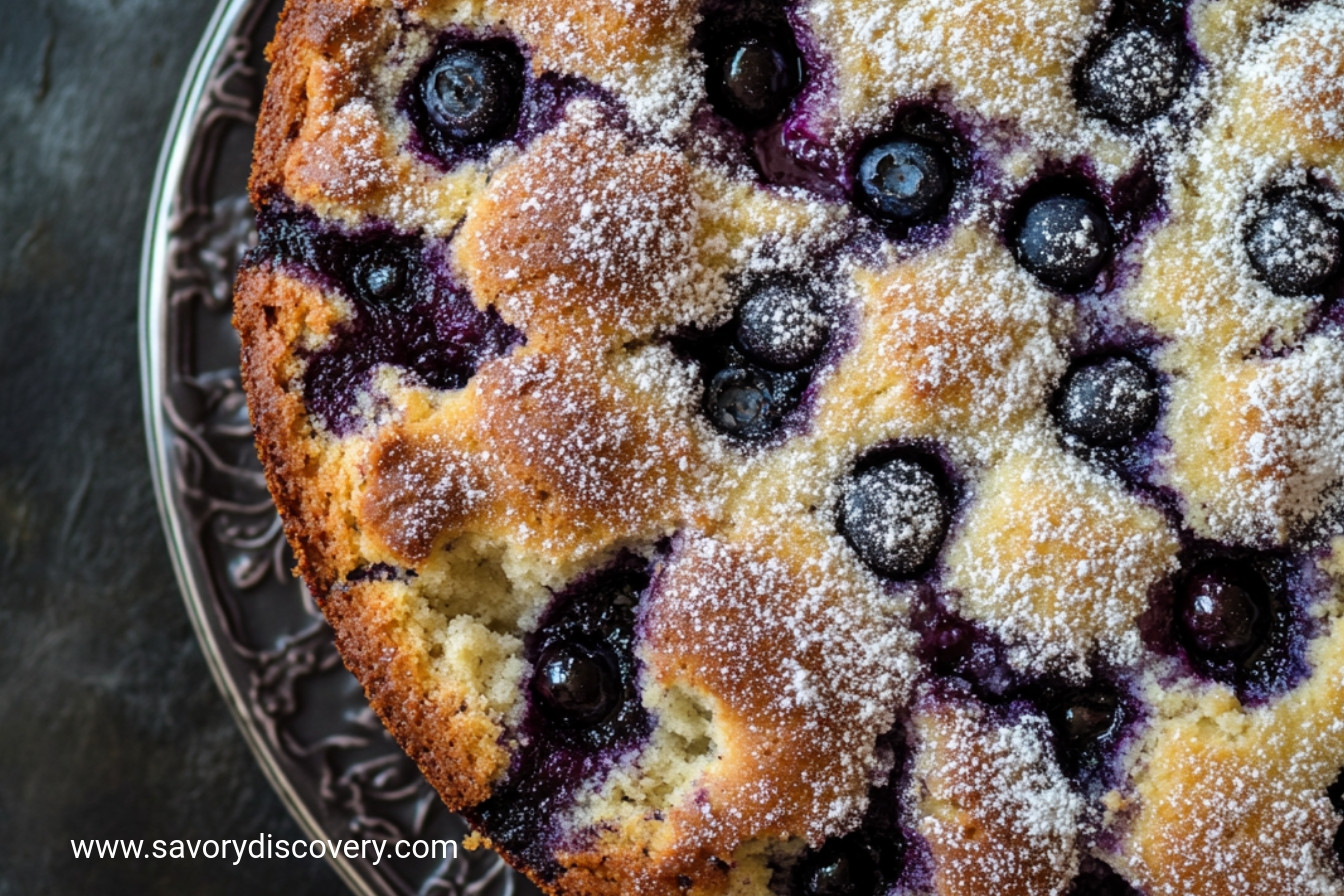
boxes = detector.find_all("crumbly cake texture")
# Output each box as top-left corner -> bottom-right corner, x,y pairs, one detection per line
233,0 -> 1344,893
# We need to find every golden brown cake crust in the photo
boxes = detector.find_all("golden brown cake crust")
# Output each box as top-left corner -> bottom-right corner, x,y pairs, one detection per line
322,580 -> 507,807
233,266 -> 344,596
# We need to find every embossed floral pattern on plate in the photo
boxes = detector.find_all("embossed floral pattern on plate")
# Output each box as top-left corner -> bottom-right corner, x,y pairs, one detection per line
139,2 -> 538,894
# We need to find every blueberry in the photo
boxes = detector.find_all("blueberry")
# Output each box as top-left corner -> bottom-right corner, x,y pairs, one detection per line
1014,193 -> 1115,291
1051,690 -> 1119,748
1177,565 -> 1269,663
1245,190 -> 1343,297
737,280 -> 829,369
840,455 -> 951,579
351,250 -> 409,305
1078,29 -> 1185,127
856,139 -> 953,225
1129,0 -> 1187,33
1055,355 -> 1159,448
704,366 -> 784,438
707,32 -> 803,127
419,42 -> 524,144
533,640 -> 621,727
1064,866 -> 1144,896
796,837 -> 878,896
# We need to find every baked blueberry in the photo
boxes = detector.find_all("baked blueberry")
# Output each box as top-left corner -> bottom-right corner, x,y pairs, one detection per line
1014,193 -> 1115,291
1064,866 -> 1144,896
737,280 -> 829,369
1129,0 -> 1187,33
706,32 -> 804,127
1245,190 -> 1343,297
1053,693 -> 1118,746
1077,29 -> 1185,127
840,455 -> 951,579
795,836 -> 879,896
1177,564 -> 1269,664
1051,690 -> 1119,748
419,42 -> 524,144
856,138 -> 953,225
533,640 -> 622,727
1055,355 -> 1160,448
704,366 -> 781,438
351,249 -> 409,305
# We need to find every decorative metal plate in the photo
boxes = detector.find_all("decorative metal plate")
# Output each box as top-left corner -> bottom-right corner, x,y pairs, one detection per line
139,3 -> 540,894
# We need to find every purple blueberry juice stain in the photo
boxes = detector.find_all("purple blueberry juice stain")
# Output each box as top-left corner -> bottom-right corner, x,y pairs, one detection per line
692,0 -> 855,201
468,561 -> 654,880
1140,541 -> 1320,706
1064,859 -> 1146,896
909,588 -> 1020,700
752,115 -> 853,200
1036,676 -> 1144,795
777,728 -> 918,896
252,204 -> 522,436
911,583 -> 1147,797
345,562 -> 414,584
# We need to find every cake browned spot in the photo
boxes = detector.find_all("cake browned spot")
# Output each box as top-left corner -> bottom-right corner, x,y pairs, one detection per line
456,122 -> 701,345
234,0 -> 1344,894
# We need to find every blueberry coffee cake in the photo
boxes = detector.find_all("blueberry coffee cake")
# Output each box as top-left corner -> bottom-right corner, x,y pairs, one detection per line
233,0 -> 1344,892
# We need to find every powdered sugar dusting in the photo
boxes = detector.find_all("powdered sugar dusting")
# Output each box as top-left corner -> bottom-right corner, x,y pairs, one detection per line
914,696 -> 1084,895
1162,337 -> 1344,547
1256,2 -> 1344,146
803,0 -> 1135,170
946,440 -> 1181,678
644,532 -> 915,845
1131,627 -> 1344,896
818,226 -> 1070,462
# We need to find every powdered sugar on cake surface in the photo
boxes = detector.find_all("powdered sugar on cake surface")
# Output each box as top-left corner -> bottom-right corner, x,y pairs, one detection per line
914,697 -> 1085,894
947,440 -> 1180,678
238,0 -> 1344,892
642,531 -> 916,844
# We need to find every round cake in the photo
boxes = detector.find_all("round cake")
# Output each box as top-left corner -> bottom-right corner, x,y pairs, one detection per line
233,0 -> 1344,893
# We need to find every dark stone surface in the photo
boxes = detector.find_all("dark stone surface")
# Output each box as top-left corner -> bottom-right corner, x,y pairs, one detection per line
0,2 -> 344,893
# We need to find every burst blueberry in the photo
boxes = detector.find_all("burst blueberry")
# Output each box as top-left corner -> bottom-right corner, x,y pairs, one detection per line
1245,190 -> 1343,297
533,640 -> 621,727
707,32 -> 803,127
840,455 -> 951,579
1077,29 -> 1185,127
352,250 -> 409,305
1051,690 -> 1119,748
796,836 -> 879,896
1177,564 -> 1269,664
419,42 -> 524,144
856,138 -> 953,225
1055,355 -> 1159,448
1014,193 -> 1115,291
737,280 -> 829,370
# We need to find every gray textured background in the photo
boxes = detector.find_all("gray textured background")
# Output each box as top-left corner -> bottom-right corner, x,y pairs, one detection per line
0,1 -> 344,892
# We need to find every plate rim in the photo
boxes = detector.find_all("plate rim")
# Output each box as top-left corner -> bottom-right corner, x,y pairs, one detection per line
138,2 -> 390,893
